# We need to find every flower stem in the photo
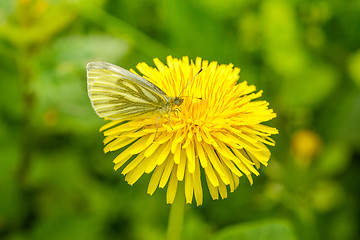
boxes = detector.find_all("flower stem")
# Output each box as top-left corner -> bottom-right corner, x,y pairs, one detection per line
166,182 -> 185,240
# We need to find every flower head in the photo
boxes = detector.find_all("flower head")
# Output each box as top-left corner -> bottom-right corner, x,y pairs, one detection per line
100,56 -> 278,205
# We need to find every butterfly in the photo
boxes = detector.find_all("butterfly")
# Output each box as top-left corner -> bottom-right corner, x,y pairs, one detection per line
87,62 -> 201,127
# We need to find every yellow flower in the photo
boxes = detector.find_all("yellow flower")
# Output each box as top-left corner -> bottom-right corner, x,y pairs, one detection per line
100,56 -> 278,205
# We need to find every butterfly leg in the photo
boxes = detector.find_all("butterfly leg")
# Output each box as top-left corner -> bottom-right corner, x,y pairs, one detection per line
154,116 -> 161,141
168,108 -> 173,130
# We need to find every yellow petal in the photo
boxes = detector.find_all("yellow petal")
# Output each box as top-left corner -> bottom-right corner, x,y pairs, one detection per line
147,163 -> 165,195
177,149 -> 186,181
185,140 -> 196,173
166,167 -> 179,204
193,158 -> 203,206
159,157 -> 174,188
184,170 -> 194,204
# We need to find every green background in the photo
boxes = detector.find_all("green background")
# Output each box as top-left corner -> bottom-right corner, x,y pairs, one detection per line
0,0 -> 359,239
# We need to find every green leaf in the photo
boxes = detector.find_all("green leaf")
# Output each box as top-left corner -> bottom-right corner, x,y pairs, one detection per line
212,219 -> 297,240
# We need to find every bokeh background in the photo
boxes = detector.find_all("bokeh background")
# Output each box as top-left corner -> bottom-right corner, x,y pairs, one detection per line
1,0 -> 359,239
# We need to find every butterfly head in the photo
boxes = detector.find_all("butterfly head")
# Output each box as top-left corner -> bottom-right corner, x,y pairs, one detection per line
174,97 -> 184,106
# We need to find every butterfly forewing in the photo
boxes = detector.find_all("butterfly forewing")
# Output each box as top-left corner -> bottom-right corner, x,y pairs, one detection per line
87,62 -> 169,120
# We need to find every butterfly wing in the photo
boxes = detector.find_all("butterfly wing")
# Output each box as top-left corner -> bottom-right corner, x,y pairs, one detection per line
87,62 -> 168,120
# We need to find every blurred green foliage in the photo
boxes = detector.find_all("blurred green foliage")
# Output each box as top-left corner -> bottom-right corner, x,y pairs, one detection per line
0,0 -> 359,239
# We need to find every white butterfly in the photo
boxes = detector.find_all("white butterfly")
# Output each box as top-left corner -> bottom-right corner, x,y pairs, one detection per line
87,62 -> 186,123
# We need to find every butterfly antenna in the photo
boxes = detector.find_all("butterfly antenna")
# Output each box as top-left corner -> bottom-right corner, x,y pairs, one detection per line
179,68 -> 203,97
181,96 -> 202,100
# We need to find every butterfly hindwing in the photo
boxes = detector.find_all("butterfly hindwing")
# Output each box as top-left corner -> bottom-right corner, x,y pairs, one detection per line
87,62 -> 168,120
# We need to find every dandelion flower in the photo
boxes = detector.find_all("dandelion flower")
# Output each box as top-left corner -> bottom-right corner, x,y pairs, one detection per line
98,56 -> 278,205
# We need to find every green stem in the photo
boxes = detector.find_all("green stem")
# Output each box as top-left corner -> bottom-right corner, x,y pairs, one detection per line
166,182 -> 185,240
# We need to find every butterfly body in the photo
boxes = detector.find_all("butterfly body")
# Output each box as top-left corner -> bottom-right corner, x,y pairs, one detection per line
87,62 -> 183,121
